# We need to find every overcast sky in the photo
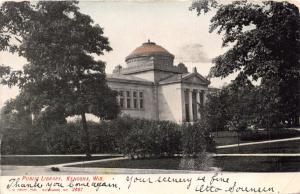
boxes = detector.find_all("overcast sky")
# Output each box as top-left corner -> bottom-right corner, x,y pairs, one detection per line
0,0 -> 299,107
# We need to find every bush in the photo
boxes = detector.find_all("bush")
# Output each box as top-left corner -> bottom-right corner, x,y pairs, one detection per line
1,114 -> 215,159
1,126 -> 47,154
178,121 -> 215,170
181,121 -> 215,156
41,122 -> 83,154
122,119 -> 181,159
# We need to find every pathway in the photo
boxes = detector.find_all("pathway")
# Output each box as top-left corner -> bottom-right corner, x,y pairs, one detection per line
2,154 -> 122,157
214,153 -> 300,157
46,156 -> 127,168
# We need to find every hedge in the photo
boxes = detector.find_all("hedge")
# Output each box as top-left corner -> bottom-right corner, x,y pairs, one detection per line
1,116 -> 215,158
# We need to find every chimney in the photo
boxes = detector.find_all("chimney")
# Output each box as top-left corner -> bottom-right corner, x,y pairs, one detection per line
192,67 -> 197,73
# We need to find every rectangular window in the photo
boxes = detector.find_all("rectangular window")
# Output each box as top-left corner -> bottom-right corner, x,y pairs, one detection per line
120,98 -> 124,108
126,91 -> 130,97
127,99 -> 131,108
140,99 -> 144,109
119,90 -> 124,97
134,99 -> 137,108
139,91 -> 143,98
133,91 -> 137,98
132,91 -> 138,109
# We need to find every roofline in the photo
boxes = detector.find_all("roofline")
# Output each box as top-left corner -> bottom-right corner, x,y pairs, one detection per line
107,77 -> 154,86
158,72 -> 210,86
158,80 -> 210,86
121,66 -> 185,75
125,52 -> 175,62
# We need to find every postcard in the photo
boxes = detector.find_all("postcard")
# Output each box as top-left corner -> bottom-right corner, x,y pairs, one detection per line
0,0 -> 299,193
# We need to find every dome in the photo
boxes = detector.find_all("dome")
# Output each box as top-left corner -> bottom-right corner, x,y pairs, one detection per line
125,40 -> 174,62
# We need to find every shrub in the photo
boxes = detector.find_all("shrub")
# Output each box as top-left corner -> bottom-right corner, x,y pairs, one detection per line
121,119 -> 181,159
1,126 -> 47,154
179,121 -> 215,170
41,122 -> 83,154
181,121 -> 215,155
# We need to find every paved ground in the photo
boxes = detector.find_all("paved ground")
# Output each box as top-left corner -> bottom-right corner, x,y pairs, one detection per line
2,154 -> 122,157
47,156 -> 127,167
214,153 -> 300,156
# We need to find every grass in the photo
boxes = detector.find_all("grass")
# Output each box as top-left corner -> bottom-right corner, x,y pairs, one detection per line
214,156 -> 300,172
68,156 -> 300,172
69,138 -> 300,172
217,140 -> 300,154
1,156 -> 118,166
213,129 -> 300,146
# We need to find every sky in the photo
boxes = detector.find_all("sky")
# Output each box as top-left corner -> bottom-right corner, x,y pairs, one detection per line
0,0 -> 299,108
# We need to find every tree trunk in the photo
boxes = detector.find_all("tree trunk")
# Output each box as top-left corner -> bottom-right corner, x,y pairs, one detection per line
81,113 -> 91,158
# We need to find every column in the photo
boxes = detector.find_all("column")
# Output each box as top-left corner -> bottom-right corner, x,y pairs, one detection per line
203,90 -> 207,103
181,88 -> 186,122
196,90 -> 201,120
189,89 -> 193,122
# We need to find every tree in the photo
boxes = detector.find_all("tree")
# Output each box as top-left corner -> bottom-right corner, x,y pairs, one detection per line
191,0 -> 300,127
204,73 -> 257,131
0,1 -> 120,157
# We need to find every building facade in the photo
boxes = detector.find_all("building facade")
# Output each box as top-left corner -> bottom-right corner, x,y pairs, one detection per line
107,41 -> 211,123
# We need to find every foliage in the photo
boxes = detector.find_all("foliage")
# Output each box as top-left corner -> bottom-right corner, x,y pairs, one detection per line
1,114 -> 215,161
0,1 -> 120,156
122,119 -> 181,159
181,121 -> 215,155
203,73 -> 257,131
192,0 -> 300,127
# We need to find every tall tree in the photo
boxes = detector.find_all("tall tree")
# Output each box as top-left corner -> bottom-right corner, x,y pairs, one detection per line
204,73 -> 257,131
0,1 -> 119,156
191,0 -> 300,127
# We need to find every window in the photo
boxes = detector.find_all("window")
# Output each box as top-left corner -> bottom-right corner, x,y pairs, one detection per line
115,90 -> 144,110
120,98 -> 124,108
127,99 -> 131,108
125,91 -> 131,108
134,99 -> 137,108
133,91 -> 138,108
139,91 -> 144,109
140,99 -> 144,109
119,90 -> 124,108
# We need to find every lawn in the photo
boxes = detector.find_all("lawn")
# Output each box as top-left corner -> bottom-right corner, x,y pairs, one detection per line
213,129 -> 300,146
217,140 -> 300,154
67,156 -> 300,172
214,156 -> 300,172
1,155 -> 118,166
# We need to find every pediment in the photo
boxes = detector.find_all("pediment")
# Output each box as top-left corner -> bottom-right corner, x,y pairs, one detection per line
182,73 -> 209,85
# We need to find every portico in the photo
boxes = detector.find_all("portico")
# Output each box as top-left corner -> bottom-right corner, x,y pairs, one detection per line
182,88 -> 207,123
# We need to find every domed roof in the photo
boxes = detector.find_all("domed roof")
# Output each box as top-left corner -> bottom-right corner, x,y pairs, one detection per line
125,40 -> 174,61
